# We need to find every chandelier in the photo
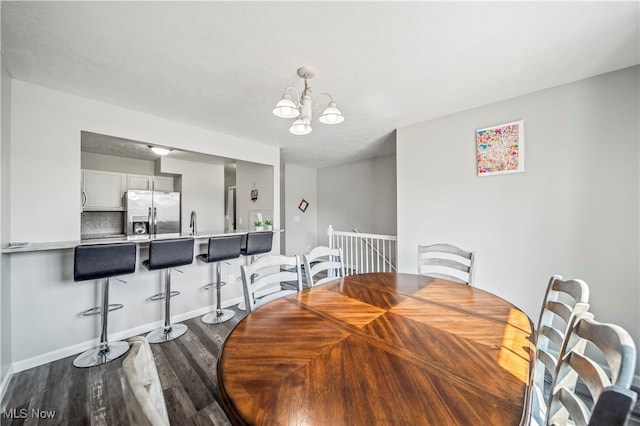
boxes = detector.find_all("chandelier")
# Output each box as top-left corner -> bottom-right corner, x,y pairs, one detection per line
273,66 -> 344,135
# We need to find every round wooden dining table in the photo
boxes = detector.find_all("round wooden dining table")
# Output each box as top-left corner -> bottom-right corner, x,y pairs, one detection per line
217,272 -> 534,425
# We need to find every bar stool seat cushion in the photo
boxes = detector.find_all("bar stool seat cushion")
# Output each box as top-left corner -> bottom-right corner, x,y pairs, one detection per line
74,243 -> 137,281
197,235 -> 242,263
143,238 -> 194,270
240,232 -> 273,256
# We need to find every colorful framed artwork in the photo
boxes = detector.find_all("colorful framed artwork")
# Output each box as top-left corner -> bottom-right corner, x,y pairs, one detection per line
476,120 -> 525,176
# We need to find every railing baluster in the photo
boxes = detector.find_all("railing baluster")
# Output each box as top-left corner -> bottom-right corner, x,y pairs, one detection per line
326,227 -> 397,275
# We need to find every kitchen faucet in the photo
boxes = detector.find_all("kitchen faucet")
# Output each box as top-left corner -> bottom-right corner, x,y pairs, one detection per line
190,210 -> 197,235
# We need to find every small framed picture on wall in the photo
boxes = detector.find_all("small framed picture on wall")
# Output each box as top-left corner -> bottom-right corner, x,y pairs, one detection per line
298,199 -> 309,212
476,119 -> 525,176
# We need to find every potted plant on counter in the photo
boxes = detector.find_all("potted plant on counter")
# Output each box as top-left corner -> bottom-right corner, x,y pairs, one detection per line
254,220 -> 264,231
264,220 -> 273,231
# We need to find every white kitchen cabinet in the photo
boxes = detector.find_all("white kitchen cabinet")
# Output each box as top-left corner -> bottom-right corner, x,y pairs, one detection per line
126,174 -> 174,191
127,174 -> 151,190
152,176 -> 174,191
82,170 -> 127,211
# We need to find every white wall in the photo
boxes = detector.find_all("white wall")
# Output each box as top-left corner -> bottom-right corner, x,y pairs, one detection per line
159,157 -> 225,234
9,79 -> 279,243
224,162 -> 237,232
317,155 -> 397,245
6,79 -> 280,371
397,66 -> 639,376
1,55 -> 13,396
282,163 -> 318,256
235,160 -> 274,230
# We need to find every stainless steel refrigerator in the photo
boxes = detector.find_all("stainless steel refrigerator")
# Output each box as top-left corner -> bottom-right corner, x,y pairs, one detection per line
126,190 -> 181,236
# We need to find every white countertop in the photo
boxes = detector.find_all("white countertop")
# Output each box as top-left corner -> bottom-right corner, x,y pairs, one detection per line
2,229 -> 282,253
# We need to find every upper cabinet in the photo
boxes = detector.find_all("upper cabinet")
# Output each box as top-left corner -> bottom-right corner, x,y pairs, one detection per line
153,176 -> 175,192
126,174 -> 151,190
127,174 -> 174,191
82,170 -> 175,211
82,170 -> 126,211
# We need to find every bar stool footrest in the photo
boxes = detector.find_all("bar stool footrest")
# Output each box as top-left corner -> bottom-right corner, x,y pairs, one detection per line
81,304 -> 124,316
149,291 -> 180,301
202,281 -> 227,291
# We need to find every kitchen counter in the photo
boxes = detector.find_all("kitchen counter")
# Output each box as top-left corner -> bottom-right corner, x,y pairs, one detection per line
2,229 -> 283,253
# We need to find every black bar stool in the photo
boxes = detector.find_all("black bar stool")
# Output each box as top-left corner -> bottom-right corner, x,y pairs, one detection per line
197,235 -> 243,324
238,232 -> 273,310
73,243 -> 137,368
143,238 -> 194,343
241,231 -> 274,262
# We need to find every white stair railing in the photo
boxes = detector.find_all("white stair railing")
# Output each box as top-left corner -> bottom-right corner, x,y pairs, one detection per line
327,225 -> 397,275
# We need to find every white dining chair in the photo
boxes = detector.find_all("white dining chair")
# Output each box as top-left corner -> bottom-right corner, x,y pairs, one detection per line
120,336 -> 169,426
240,254 -> 302,313
303,246 -> 345,287
530,275 -> 590,426
545,313 -> 637,426
417,243 -> 475,285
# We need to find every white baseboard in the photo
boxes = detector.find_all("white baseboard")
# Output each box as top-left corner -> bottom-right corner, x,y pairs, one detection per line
10,296 -> 244,374
0,364 -> 15,408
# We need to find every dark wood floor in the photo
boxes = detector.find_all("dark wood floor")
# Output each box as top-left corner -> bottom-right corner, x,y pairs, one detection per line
1,305 -> 247,425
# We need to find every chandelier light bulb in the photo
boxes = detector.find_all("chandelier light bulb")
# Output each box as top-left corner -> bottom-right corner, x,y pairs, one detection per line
289,117 -> 312,135
273,94 -> 300,118
319,102 -> 344,124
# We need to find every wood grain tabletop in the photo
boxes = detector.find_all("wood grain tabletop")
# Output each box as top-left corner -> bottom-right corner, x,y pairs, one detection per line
217,272 -> 534,425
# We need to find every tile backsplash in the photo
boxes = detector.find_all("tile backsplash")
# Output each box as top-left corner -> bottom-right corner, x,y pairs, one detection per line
81,211 -> 125,239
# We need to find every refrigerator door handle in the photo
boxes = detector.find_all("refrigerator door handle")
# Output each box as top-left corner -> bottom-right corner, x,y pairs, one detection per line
153,207 -> 158,235
148,207 -> 153,234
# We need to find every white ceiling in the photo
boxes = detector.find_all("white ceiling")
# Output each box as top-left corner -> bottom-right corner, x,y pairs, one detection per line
2,1 -> 638,168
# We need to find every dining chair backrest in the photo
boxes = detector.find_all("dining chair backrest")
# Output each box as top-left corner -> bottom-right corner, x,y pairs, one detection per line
121,336 -> 169,426
531,275 -> 590,424
303,246 -> 345,287
417,243 -> 475,285
240,254 -> 302,313
546,314 -> 637,426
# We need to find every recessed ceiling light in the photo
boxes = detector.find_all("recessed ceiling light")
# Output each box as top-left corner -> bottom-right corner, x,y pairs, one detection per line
150,146 -> 171,156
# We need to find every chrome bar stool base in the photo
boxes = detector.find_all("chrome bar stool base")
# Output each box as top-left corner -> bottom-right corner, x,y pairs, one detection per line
146,323 -> 188,344
73,341 -> 130,368
202,309 -> 235,324
143,238 -> 194,345
197,235 -> 244,324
